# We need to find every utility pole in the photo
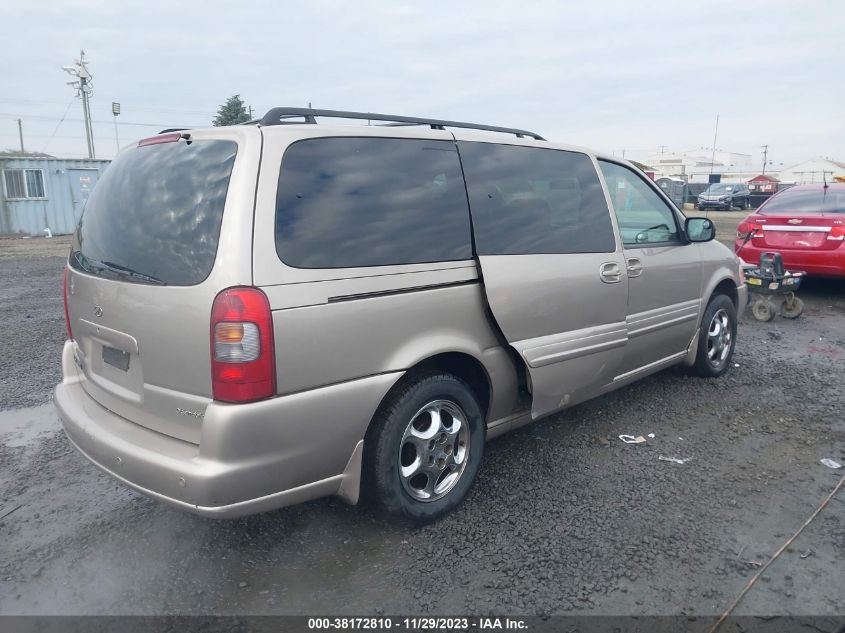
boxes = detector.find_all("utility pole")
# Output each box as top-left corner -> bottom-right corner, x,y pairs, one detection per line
708,114 -> 720,181
63,50 -> 96,159
17,118 -> 24,153
760,144 -> 769,175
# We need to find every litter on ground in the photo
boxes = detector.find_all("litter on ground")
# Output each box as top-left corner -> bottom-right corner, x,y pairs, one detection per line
619,435 -> 646,444
658,455 -> 691,465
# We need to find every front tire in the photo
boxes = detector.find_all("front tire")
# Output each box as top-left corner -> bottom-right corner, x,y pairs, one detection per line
752,299 -> 776,322
780,296 -> 804,319
363,372 -> 485,524
691,294 -> 737,377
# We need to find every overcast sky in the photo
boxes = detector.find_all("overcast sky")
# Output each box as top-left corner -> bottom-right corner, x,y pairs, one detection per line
1,0 -> 842,167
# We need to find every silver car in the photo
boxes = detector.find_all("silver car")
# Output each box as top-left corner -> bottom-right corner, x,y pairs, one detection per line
55,108 -> 747,523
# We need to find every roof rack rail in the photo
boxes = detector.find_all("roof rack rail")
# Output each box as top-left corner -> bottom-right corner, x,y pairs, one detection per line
258,107 -> 545,141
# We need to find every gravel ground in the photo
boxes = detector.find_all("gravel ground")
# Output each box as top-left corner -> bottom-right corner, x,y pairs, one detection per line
0,237 -> 70,411
1,236 -> 843,619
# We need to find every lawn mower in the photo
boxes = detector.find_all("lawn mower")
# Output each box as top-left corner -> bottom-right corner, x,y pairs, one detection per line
736,230 -> 805,322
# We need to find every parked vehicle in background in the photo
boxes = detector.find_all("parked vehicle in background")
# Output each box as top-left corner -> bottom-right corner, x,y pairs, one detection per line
735,183 -> 845,278
697,183 -> 752,210
54,108 -> 747,523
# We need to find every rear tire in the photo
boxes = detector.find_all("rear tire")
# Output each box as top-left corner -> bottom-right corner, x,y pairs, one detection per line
691,294 -> 737,377
363,371 -> 485,524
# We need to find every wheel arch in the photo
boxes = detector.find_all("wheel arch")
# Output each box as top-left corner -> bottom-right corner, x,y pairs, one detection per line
711,276 -> 739,308
394,351 -> 493,419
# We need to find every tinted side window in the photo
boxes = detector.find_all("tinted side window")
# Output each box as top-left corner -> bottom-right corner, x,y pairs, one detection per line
458,142 -> 615,255
275,137 -> 472,268
598,160 -> 681,247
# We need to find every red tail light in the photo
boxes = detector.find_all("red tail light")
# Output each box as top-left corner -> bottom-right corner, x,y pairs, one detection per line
210,287 -> 276,403
63,267 -> 73,340
827,226 -> 845,241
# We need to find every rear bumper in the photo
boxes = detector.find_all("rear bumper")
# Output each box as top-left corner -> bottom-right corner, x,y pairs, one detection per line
698,200 -> 731,209
55,341 -> 401,518
736,242 -> 845,277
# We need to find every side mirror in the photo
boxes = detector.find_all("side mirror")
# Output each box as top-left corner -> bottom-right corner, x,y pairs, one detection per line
685,217 -> 715,243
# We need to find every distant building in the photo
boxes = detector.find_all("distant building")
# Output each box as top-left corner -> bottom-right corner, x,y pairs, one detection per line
747,174 -> 780,193
777,157 -> 845,184
0,155 -> 110,236
644,150 -> 754,183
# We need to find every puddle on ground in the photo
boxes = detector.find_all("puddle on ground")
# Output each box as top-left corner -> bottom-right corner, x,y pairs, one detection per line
0,402 -> 60,447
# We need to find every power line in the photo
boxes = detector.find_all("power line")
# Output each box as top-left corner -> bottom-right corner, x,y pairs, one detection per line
0,112 -> 199,128
41,98 -> 75,152
0,97 -> 216,117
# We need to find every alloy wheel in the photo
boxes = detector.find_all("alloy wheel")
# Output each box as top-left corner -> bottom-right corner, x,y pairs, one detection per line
398,400 -> 470,502
706,308 -> 733,368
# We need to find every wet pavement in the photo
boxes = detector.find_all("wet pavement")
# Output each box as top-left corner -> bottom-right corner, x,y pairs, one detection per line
1,237 -> 843,617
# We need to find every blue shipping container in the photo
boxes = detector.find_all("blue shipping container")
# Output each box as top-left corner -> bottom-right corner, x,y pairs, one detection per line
0,156 -> 111,236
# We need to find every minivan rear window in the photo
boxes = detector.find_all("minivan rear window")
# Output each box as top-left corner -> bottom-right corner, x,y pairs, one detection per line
70,139 -> 237,286
275,137 -> 473,268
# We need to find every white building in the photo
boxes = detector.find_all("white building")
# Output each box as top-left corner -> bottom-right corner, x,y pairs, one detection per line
644,150 -> 755,183
777,157 -> 845,184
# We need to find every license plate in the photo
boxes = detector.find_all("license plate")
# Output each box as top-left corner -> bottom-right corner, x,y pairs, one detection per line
103,346 -> 130,371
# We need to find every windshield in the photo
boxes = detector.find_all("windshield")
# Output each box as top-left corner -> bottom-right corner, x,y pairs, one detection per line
759,188 -> 845,214
705,184 -> 735,194
70,139 -> 237,286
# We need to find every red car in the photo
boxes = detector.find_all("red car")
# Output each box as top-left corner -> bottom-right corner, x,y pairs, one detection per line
735,183 -> 845,277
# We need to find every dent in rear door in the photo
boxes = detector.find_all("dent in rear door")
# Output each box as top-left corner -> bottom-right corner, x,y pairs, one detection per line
457,140 -> 627,418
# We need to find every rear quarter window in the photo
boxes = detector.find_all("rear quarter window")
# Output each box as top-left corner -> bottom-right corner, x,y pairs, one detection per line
275,137 -> 473,268
458,142 -> 616,255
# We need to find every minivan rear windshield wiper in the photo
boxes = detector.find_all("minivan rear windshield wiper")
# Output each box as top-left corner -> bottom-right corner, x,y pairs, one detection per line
99,260 -> 167,285
71,251 -> 166,285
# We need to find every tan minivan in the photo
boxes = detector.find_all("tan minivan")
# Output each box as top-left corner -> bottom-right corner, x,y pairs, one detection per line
55,108 -> 747,522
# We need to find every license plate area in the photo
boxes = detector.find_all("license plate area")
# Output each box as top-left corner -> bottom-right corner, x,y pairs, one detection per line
102,345 -> 130,372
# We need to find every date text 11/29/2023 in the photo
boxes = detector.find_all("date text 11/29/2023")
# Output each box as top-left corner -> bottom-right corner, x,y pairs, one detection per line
307,617 -> 528,630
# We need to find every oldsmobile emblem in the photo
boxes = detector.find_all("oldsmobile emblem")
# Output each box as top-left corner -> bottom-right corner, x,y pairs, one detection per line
93,304 -> 104,317
787,218 -> 802,224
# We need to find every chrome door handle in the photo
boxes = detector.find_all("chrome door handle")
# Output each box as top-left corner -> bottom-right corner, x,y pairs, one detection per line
626,257 -> 643,278
600,262 -> 622,284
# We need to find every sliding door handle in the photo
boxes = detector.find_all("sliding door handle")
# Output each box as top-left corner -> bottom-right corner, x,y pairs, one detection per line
626,257 -> 643,278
